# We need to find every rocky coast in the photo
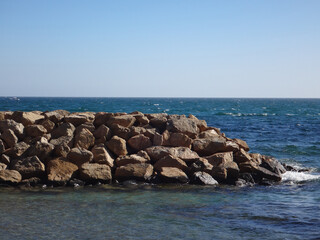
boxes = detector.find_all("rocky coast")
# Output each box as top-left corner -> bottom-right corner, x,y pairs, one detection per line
0,110 -> 288,187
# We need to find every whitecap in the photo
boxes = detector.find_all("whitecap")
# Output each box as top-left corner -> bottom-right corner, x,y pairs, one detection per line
153,104 -> 160,106
281,171 -> 320,183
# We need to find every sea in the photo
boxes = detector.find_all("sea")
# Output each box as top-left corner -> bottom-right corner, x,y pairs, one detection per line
0,97 -> 319,240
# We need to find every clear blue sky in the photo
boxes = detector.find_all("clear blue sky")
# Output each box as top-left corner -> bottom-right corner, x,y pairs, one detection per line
0,0 -> 319,97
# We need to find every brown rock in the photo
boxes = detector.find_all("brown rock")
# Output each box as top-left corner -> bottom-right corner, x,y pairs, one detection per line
76,123 -> 95,134
0,119 -> 24,138
107,115 -> 136,128
115,163 -> 153,181
234,148 -> 252,164
5,141 -> 30,158
10,156 -> 45,179
145,146 -> 199,163
136,150 -> 150,161
65,113 -> 92,127
91,145 -> 114,167
54,144 -> 71,158
133,114 -> 149,126
233,138 -> 250,151
167,115 -> 199,138
128,134 -> 152,151
106,136 -> 128,156
169,132 -> 192,148
198,129 -> 220,139
1,129 -> 18,148
93,124 -> 111,139
0,169 -> 21,184
0,163 -> 7,171
40,119 -> 55,133
25,124 -> 47,137
211,161 -> 239,181
47,157 -> 78,183
260,156 -> 286,175
44,110 -> 69,123
159,167 -> 189,183
74,128 -> 95,149
94,112 -> 114,126
67,147 -> 93,166
12,111 -> 44,126
149,116 -> 168,131
116,154 -> 149,167
191,171 -> 218,185
51,122 -> 75,139
26,141 -> 54,163
189,158 -> 213,174
110,124 -> 131,140
225,141 -> 240,152
192,136 -> 227,156
204,152 -> 233,167
154,155 -> 188,172
256,166 -> 282,182
1,154 -> 10,165
79,163 -> 112,182
188,114 -> 209,132
50,136 -> 74,148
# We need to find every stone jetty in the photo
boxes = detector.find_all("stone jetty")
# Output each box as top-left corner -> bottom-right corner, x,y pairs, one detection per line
0,110 -> 286,187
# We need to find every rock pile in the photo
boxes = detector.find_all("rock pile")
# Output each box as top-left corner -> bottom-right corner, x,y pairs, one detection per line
0,110 -> 286,187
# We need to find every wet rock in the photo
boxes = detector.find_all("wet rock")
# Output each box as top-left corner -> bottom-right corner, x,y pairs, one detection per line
51,122 -> 75,139
0,169 -> 22,184
116,154 -> 149,167
256,166 -> 282,182
128,134 -> 152,151
79,163 -> 112,182
47,157 -> 78,184
74,128 -> 95,150
260,156 -> 286,175
159,167 -> 189,183
115,163 -> 153,181
191,171 -> 218,185
154,155 -> 188,172
67,147 -> 93,167
167,115 -> 199,138
10,156 -> 45,179
192,136 -> 227,156
91,145 -> 114,167
106,136 -> 128,156
1,129 -> 18,148
25,124 -> 47,138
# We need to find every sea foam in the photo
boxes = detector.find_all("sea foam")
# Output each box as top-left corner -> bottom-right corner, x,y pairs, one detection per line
281,171 -> 320,183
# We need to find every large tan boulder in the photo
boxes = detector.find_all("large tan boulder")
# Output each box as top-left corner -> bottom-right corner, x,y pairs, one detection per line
169,132 -> 192,148
159,167 -> 189,183
189,158 -> 213,174
44,110 -> 69,123
198,129 -> 219,139
65,113 -> 93,127
166,115 -> 199,138
51,122 -> 75,139
91,145 -> 114,167
115,163 -> 153,181
93,112 -> 114,126
149,116 -> 168,131
145,146 -> 199,163
1,129 -> 18,148
192,136 -> 227,156
79,163 -> 112,182
67,147 -> 93,166
0,169 -> 22,184
74,128 -> 95,150
106,136 -> 128,156
204,152 -> 233,167
233,139 -> 249,151
211,161 -> 239,182
234,148 -> 252,164
25,124 -> 47,138
10,156 -> 45,179
154,155 -> 188,172
107,115 -> 136,128
12,111 -> 44,126
47,157 -> 78,183
128,134 -> 152,151
5,141 -> 30,158
110,124 -> 131,140
93,124 -> 111,139
116,154 -> 149,167
40,119 -> 55,133
26,140 -> 54,163
0,119 -> 24,137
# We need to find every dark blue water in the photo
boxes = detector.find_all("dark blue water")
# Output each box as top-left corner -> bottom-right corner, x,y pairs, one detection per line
0,97 -> 319,240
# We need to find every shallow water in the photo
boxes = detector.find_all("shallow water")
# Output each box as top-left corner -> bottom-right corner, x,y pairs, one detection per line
0,97 -> 319,239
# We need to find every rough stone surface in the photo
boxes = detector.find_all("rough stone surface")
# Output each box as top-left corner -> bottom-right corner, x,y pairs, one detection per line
67,147 -> 93,166
91,145 -> 114,167
191,171 -> 218,185
93,124 -> 111,139
44,110 -> 69,123
146,146 -> 199,163
0,163 -> 7,171
0,169 -> 22,184
1,154 -> 10,165
25,124 -> 47,137
79,163 -> 112,182
47,158 -> 78,183
74,128 -> 95,150
192,136 -> 227,156
234,149 -> 252,164
106,136 -> 128,156
189,158 -> 213,174
128,134 -> 152,151
167,116 -> 199,138
1,129 -> 18,148
40,119 -> 55,133
107,115 -> 136,128
6,141 -> 30,158
51,123 -> 75,139
10,156 -> 45,179
12,111 -> 44,126
0,139 -> 4,154
0,119 -> 24,137
26,141 -> 54,163
65,114 -> 91,127
204,152 -> 233,167
154,155 -> 188,172
115,163 -> 153,181
169,132 -> 192,148
159,167 -> 189,183
116,154 -> 148,167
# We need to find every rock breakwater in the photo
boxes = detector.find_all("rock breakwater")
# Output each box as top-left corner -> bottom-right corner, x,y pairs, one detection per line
0,110 -> 287,187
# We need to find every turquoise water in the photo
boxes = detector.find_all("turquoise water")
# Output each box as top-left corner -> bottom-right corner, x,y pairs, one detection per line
0,97 -> 319,239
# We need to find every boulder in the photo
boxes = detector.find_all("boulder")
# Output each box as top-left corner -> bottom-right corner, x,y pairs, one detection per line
133,114 -> 149,126
40,119 -> 55,132
128,134 -> 152,151
234,148 -> 252,164
204,152 -> 233,167
225,141 -> 240,152
154,155 -> 188,172
167,115 -> 199,138
198,129 -> 220,139
0,119 -> 24,138
0,163 -> 7,171
10,156 -> 45,179
5,141 -> 30,158
67,147 -> 93,166
189,158 -> 213,174
91,145 -> 114,167
115,163 -> 153,181
110,124 -> 131,140
79,163 -> 112,182
256,166 -> 282,182
26,141 -> 54,163
233,138 -> 250,151
74,128 -> 95,150
191,171 -> 218,185
153,130 -> 170,146
260,156 -> 286,175
1,129 -> 18,148
25,124 -> 47,137
116,154 -> 149,167
106,136 -> 128,156
50,136 -> 74,148
192,136 -> 227,156
188,114 -> 208,132
0,170 -> 22,184
146,146 -> 199,163
76,123 -> 95,134
149,116 -> 168,131
93,112 -> 114,126
211,161 -> 239,182
93,124 -> 111,140
54,144 -> 70,158
44,110 -> 69,123
169,132 -> 192,148
51,122 -> 75,139
12,111 -> 44,126
65,114 -> 91,127
47,157 -> 78,183
107,115 -> 136,128
159,167 -> 189,183
1,154 -> 10,165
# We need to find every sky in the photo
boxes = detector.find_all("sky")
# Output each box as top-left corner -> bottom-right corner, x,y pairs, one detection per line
0,0 -> 319,98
